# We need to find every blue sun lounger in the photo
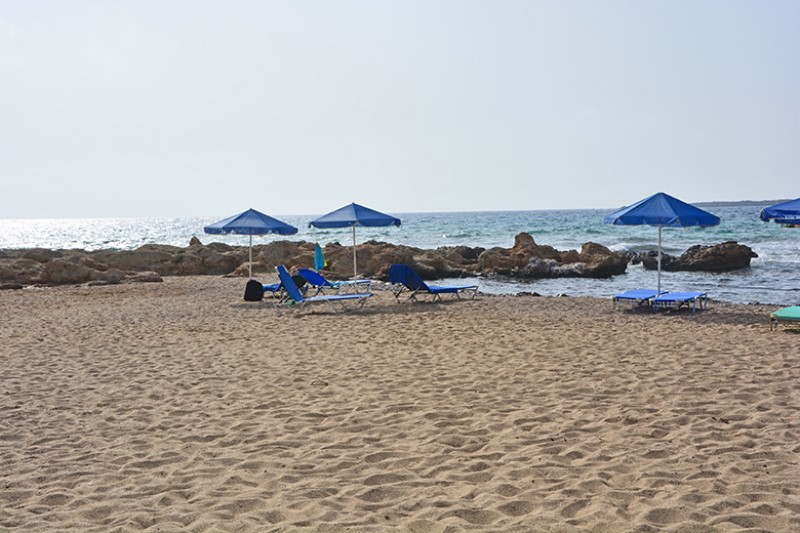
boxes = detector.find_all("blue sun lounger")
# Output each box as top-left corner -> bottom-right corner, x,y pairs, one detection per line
770,306 -> 800,331
263,275 -> 308,301
276,265 -> 373,312
388,264 -> 478,302
296,268 -> 372,295
263,282 -> 281,298
652,291 -> 708,314
612,289 -> 664,311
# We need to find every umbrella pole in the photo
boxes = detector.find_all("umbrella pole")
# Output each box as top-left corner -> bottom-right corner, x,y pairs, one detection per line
657,225 -> 662,293
352,225 -> 357,279
249,234 -> 253,279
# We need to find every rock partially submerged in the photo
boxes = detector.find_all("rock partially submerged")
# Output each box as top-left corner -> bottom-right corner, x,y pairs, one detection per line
477,233 -> 628,279
637,241 -> 758,273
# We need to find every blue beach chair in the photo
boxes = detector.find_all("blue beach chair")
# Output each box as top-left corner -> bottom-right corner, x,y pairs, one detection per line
276,265 -> 373,312
652,291 -> 708,314
296,268 -> 372,295
387,264 -> 478,302
262,275 -> 307,301
262,282 -> 282,298
612,289 -> 665,311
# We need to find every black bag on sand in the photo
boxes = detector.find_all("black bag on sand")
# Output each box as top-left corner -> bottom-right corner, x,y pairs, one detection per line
244,279 -> 264,301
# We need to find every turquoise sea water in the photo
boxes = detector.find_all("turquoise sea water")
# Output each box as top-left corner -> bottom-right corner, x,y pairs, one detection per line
1,205 -> 797,305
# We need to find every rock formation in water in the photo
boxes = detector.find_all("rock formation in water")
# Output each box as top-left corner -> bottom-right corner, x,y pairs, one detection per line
476,233 -> 628,279
636,241 -> 758,273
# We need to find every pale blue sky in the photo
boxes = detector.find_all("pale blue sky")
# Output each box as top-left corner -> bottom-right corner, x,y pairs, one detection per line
1,1 -> 797,218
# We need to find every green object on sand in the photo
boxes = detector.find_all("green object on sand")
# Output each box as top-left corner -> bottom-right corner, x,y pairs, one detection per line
770,306 -> 800,330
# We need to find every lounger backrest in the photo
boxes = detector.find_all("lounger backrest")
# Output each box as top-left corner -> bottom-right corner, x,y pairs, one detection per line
388,264 -> 429,291
276,265 -> 305,303
297,268 -> 331,287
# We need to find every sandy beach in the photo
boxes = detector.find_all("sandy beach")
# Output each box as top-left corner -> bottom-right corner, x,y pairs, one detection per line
1,275 -> 798,532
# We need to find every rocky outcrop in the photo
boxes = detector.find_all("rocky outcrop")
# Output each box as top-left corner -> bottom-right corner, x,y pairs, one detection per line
639,241 -> 758,273
0,235 -> 758,287
577,242 -> 632,278
477,233 -> 628,279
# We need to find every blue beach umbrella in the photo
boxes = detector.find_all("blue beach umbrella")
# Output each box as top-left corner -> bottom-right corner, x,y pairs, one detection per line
604,192 -> 720,293
204,208 -> 298,278
309,203 -> 401,278
760,198 -> 800,225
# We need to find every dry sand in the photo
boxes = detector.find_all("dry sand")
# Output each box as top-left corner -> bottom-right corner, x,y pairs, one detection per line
1,275 -> 798,532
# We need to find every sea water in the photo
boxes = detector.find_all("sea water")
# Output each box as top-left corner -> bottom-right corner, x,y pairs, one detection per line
0,205 -> 797,305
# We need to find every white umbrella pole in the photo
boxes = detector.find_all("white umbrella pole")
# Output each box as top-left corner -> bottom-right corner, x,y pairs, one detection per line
352,225 -> 357,279
249,234 -> 253,279
657,225 -> 662,293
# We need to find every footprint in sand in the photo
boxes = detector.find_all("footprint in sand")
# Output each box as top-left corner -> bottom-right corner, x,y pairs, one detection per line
497,500 -> 534,517
362,451 -> 397,464
560,499 -> 589,519
644,507 -> 684,525
363,473 -> 410,486
445,508 -> 500,525
357,486 -> 405,503
40,493 -> 71,506
494,483 -> 522,497
642,449 -> 671,459
80,504 -> 115,521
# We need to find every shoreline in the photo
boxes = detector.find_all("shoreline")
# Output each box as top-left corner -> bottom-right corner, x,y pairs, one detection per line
2,276 -> 798,531
1,236 -> 779,307
2,272 -> 792,312
3,275 -> 794,309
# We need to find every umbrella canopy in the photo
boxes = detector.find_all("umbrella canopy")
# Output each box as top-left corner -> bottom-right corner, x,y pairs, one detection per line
309,203 -> 401,229
760,198 -> 800,225
604,192 -> 721,227
309,203 -> 401,278
204,208 -> 298,236
204,208 -> 298,278
604,192 -> 720,293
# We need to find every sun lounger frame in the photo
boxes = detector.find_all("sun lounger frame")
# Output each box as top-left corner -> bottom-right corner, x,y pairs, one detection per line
395,284 -> 479,303
263,275 -> 309,302
296,268 -> 372,296
769,306 -> 800,331
263,282 -> 283,300
276,265 -> 373,312
652,291 -> 709,314
388,264 -> 478,303
612,289 -> 665,311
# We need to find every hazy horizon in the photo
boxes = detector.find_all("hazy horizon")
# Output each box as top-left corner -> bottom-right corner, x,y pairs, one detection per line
0,197 -> 791,222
